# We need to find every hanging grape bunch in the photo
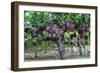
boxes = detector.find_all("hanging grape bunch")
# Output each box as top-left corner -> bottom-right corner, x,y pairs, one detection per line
78,22 -> 89,39
46,21 -> 53,33
46,22 -> 62,39
65,17 -> 74,32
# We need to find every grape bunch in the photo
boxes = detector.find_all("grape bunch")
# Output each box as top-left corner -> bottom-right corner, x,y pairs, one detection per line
65,17 -> 74,32
78,22 -> 89,38
46,21 -> 53,33
46,22 -> 61,39
31,27 -> 39,35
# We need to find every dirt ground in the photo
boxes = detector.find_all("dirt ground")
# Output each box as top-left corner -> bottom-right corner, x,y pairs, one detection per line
24,47 -> 90,61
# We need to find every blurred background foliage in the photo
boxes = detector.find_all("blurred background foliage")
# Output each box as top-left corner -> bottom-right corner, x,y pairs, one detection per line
24,11 -> 90,28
